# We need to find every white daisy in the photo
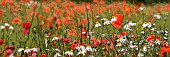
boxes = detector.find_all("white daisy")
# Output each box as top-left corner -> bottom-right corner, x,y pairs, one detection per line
103,19 -> 110,25
77,49 -> 87,55
137,53 -> 144,57
52,36 -> 60,41
24,47 -> 30,53
95,22 -> 101,28
54,52 -> 61,57
110,16 -> 117,22
154,13 -> 161,19
5,23 -> 10,26
17,48 -> 24,52
0,26 -> 5,29
139,6 -> 145,11
45,39 -> 48,48
64,50 -> 74,56
96,15 -> 100,19
9,26 -> 14,30
86,46 -> 92,52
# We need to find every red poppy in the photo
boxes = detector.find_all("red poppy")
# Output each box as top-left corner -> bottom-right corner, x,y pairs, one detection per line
102,39 -> 109,44
12,17 -> 20,25
22,29 -> 29,34
111,14 -> 124,29
1,0 -> 6,6
22,22 -> 30,29
146,35 -> 154,42
0,39 -> 4,45
63,38 -> 71,43
93,0 -> 98,3
0,9 -> 4,15
38,54 -> 47,57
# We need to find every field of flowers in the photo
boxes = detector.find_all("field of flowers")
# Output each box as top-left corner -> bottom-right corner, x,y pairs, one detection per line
0,0 -> 170,57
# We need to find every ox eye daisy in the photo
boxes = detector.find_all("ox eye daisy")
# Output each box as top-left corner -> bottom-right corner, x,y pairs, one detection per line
95,22 -> 101,28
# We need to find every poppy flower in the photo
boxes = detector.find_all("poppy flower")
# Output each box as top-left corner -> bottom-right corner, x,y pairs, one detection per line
12,17 -> 20,25
63,38 -> 71,43
146,35 -> 154,42
1,0 -> 6,6
0,9 -> 4,15
111,14 -> 124,29
93,0 -> 98,3
0,39 -> 4,45
22,22 -> 30,29
102,39 -> 109,44
38,54 -> 47,57
22,29 -> 29,34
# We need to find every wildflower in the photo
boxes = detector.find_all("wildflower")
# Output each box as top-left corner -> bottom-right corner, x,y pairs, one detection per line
5,23 -> 10,27
53,48 -> 60,52
111,14 -> 124,29
137,53 -> 144,57
22,22 -> 30,29
0,39 -> 4,45
76,45 -> 85,51
95,22 -> 101,28
123,24 -> 132,31
30,48 -> 38,52
142,22 -> 152,28
139,6 -> 145,11
63,38 -> 71,43
101,18 -> 107,21
154,13 -> 161,19
24,47 -> 30,53
96,15 -> 100,19
0,26 -> 5,29
17,48 -> 24,52
86,45 -> 92,52
54,52 -> 61,57
9,26 -> 14,30
65,50 -> 74,56
128,21 -> 136,26
52,36 -> 60,41
12,17 -> 20,25
110,16 -> 117,22
142,44 -> 147,52
77,49 -> 87,55
45,39 -> 48,48
103,19 -> 110,25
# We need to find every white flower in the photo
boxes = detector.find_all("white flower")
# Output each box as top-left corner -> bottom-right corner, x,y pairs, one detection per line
141,31 -> 145,34
123,24 -> 131,31
52,36 -> 60,41
128,21 -> 136,26
101,18 -> 107,21
76,45 -> 85,51
142,22 -> 152,28
9,26 -> 14,30
17,48 -> 24,52
54,52 -> 61,57
95,22 -> 101,28
45,39 -> 48,48
154,13 -> 161,19
30,48 -> 38,52
151,28 -> 156,32
137,53 -> 144,57
0,26 -> 5,29
139,6 -> 145,11
164,17 -> 167,20
86,46 -> 92,52
164,37 -> 168,39
65,50 -> 74,56
96,15 -> 99,19
103,20 -> 110,25
110,16 -> 117,22
5,23 -> 10,26
24,47 -> 30,53
54,48 -> 60,52
142,45 -> 147,52
77,49 -> 87,55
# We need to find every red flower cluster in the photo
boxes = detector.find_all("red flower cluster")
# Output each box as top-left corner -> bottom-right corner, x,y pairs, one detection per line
22,22 -> 30,34
0,39 -> 4,45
